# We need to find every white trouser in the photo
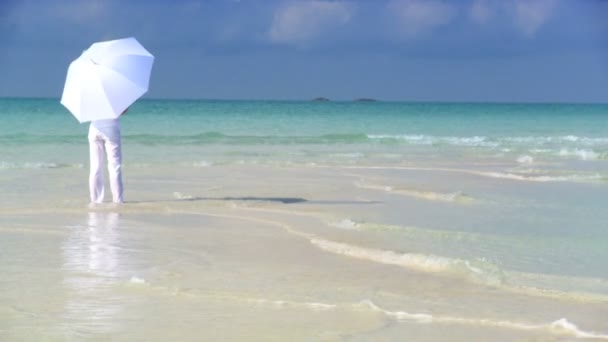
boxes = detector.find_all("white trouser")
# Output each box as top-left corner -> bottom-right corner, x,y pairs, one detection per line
88,125 -> 123,203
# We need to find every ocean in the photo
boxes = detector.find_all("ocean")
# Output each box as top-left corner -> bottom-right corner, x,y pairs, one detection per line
3,99 -> 608,165
1,98 -> 607,340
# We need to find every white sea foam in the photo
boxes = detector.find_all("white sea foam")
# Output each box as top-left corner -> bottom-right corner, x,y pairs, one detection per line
173,192 -> 195,200
192,161 -> 213,167
355,181 -> 472,203
342,165 -> 605,184
367,134 -> 498,147
245,298 -> 336,311
330,219 -> 360,230
158,279 -> 608,339
376,153 -> 402,159
355,181 -> 394,192
475,171 -> 603,183
549,318 -> 608,339
0,161 -> 83,169
365,135 -> 608,155
222,294 -> 608,339
559,148 -> 600,161
410,190 -> 467,203
308,238 -> 505,286
360,300 -> 608,339
529,148 -> 552,153
443,136 -> 497,147
359,300 -> 434,323
516,155 -> 534,164
505,136 -> 608,145
129,276 -> 147,285
310,217 -> 608,303
330,219 -> 409,232
367,134 -> 429,144
329,152 -> 364,158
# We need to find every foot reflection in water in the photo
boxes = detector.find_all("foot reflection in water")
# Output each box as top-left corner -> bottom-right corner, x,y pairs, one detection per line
61,211 -> 125,337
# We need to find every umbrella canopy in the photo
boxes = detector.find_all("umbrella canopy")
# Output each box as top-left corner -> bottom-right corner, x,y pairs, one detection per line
61,37 -> 154,123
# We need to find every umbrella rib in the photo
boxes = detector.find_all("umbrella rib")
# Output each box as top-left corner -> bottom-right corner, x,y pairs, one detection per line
98,63 -> 148,92
97,64 -> 149,113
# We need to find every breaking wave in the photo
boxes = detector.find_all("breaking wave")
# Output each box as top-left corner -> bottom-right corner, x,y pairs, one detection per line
0,161 -> 84,169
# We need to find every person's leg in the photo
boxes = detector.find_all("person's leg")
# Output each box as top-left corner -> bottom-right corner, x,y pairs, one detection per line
105,136 -> 123,204
88,129 -> 106,203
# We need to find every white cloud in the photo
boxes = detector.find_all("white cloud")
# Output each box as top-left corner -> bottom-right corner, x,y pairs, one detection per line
512,0 -> 557,36
268,0 -> 353,44
387,0 -> 456,38
469,0 -> 558,37
470,0 -> 494,24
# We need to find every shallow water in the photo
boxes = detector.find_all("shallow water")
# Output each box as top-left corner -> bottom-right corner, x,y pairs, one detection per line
1,99 -> 607,340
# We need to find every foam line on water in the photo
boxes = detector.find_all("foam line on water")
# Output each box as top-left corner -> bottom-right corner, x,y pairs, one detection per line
119,272 -> 608,339
119,276 -> 608,340
168,208 -> 608,303
0,161 -> 84,169
308,237 -> 505,286
319,221 -> 608,302
354,180 -> 474,203
367,134 -> 608,150
517,155 -> 534,164
474,171 -> 604,182
338,165 -> 605,183
559,149 -> 601,161
360,300 -> 608,339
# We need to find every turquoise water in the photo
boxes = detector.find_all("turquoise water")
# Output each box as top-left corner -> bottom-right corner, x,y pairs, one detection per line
2,98 -> 608,143
2,97 -> 608,294
2,98 -> 608,166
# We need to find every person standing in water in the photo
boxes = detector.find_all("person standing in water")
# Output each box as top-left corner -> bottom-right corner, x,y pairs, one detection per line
88,109 -> 127,204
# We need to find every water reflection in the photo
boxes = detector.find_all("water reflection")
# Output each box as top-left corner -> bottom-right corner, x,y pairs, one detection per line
61,211 -> 125,336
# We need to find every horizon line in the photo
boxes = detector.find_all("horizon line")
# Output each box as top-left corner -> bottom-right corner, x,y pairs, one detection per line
1,96 -> 607,106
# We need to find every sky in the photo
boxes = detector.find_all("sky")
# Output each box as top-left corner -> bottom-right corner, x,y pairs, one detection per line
0,0 -> 607,102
